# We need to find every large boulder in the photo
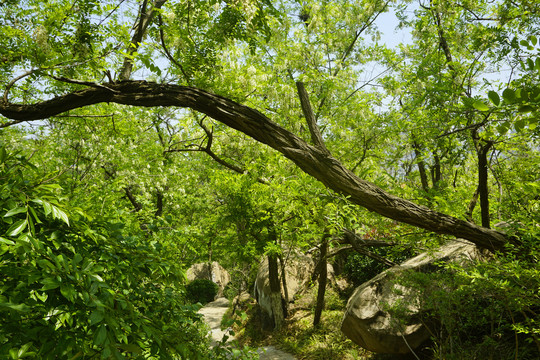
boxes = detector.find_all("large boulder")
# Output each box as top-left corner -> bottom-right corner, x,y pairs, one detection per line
186,262 -> 230,298
254,252 -> 314,321
341,239 -> 487,354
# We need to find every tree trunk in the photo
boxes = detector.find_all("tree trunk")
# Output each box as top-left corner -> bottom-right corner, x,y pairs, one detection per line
477,142 -> 492,228
279,254 -> 289,306
268,253 -> 284,330
431,154 -> 441,189
412,141 -> 430,193
0,80 -> 512,251
313,234 -> 329,327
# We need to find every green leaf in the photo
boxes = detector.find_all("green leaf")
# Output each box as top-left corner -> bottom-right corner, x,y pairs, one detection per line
28,206 -> 42,224
51,205 -> 70,226
472,100 -> 489,111
17,342 -> 34,358
60,284 -> 76,302
487,91 -> 500,106
515,118 -> 526,132
94,325 -> 107,346
4,207 -> 27,217
0,146 -> 7,163
527,58 -> 535,71
0,302 -> 30,312
89,310 -> 105,325
35,291 -> 48,302
32,199 -> 52,216
41,277 -> 61,291
0,237 -> 15,245
530,35 -> 538,46
7,219 -> 28,236
117,343 -> 142,354
518,105 -> 534,113
502,88 -> 516,103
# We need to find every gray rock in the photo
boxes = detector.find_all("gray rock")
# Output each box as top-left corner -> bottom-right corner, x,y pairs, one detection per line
254,253 -> 314,321
187,262 -> 231,299
341,239 -> 487,354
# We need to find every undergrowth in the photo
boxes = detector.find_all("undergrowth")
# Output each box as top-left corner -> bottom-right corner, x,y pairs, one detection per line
224,285 -> 376,359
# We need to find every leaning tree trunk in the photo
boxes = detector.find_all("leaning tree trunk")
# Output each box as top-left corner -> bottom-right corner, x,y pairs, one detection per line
0,80 -> 513,252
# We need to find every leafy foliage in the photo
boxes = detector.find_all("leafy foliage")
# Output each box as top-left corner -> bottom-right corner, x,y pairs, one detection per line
0,0 -> 540,358
389,231 -> 540,359
0,144 -> 216,359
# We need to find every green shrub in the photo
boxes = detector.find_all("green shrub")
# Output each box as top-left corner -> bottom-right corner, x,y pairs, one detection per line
186,279 -> 219,304
343,247 -> 413,286
0,145 -> 217,359
391,238 -> 540,360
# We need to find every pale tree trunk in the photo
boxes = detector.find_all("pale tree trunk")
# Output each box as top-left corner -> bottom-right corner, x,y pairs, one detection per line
268,253 -> 284,330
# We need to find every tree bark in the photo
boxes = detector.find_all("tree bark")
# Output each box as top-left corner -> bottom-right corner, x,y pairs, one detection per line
313,234 -> 328,327
412,140 -> 430,193
477,142 -> 492,228
118,0 -> 168,81
268,253 -> 284,330
0,80 -> 511,251
296,81 -> 328,153
431,154 -> 441,189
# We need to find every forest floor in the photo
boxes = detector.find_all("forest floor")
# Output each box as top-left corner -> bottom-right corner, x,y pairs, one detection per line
199,297 -> 296,359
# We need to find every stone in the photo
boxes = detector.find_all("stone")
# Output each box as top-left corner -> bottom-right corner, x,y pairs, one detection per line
187,262 -> 231,299
254,252 -> 314,321
340,239 -> 487,354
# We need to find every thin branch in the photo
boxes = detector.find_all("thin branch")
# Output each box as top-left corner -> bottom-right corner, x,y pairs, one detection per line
3,69 -> 39,104
436,117 -> 490,139
336,0 -> 391,76
312,1 -> 390,120
343,229 -> 397,248
158,13 -> 190,82
342,229 -> 398,267
48,75 -> 120,93
165,119 -> 269,184
98,0 -> 127,26
118,0 -> 168,80
102,166 -> 143,212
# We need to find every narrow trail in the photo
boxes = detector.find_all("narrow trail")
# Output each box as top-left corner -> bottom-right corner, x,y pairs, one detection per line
198,298 -> 296,360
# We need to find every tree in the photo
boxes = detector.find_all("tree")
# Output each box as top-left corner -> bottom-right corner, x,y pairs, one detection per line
0,144 -> 220,359
1,0 -> 539,357
0,0 -> 524,252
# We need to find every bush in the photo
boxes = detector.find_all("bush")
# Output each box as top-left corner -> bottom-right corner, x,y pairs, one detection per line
186,279 -> 219,304
391,239 -> 540,360
343,247 -> 413,286
0,145 -> 216,359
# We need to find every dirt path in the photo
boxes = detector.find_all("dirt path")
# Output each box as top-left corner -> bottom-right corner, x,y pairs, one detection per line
198,298 -> 295,360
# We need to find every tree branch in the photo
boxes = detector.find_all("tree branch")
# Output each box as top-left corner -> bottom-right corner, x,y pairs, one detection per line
118,0 -> 168,81
0,80 -> 511,252
296,81 -> 329,154
102,166 -> 142,212
342,229 -> 397,267
158,13 -> 190,82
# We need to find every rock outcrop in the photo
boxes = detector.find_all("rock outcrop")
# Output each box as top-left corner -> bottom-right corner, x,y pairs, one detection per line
341,239 -> 487,354
187,262 -> 231,298
254,253 -> 314,321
